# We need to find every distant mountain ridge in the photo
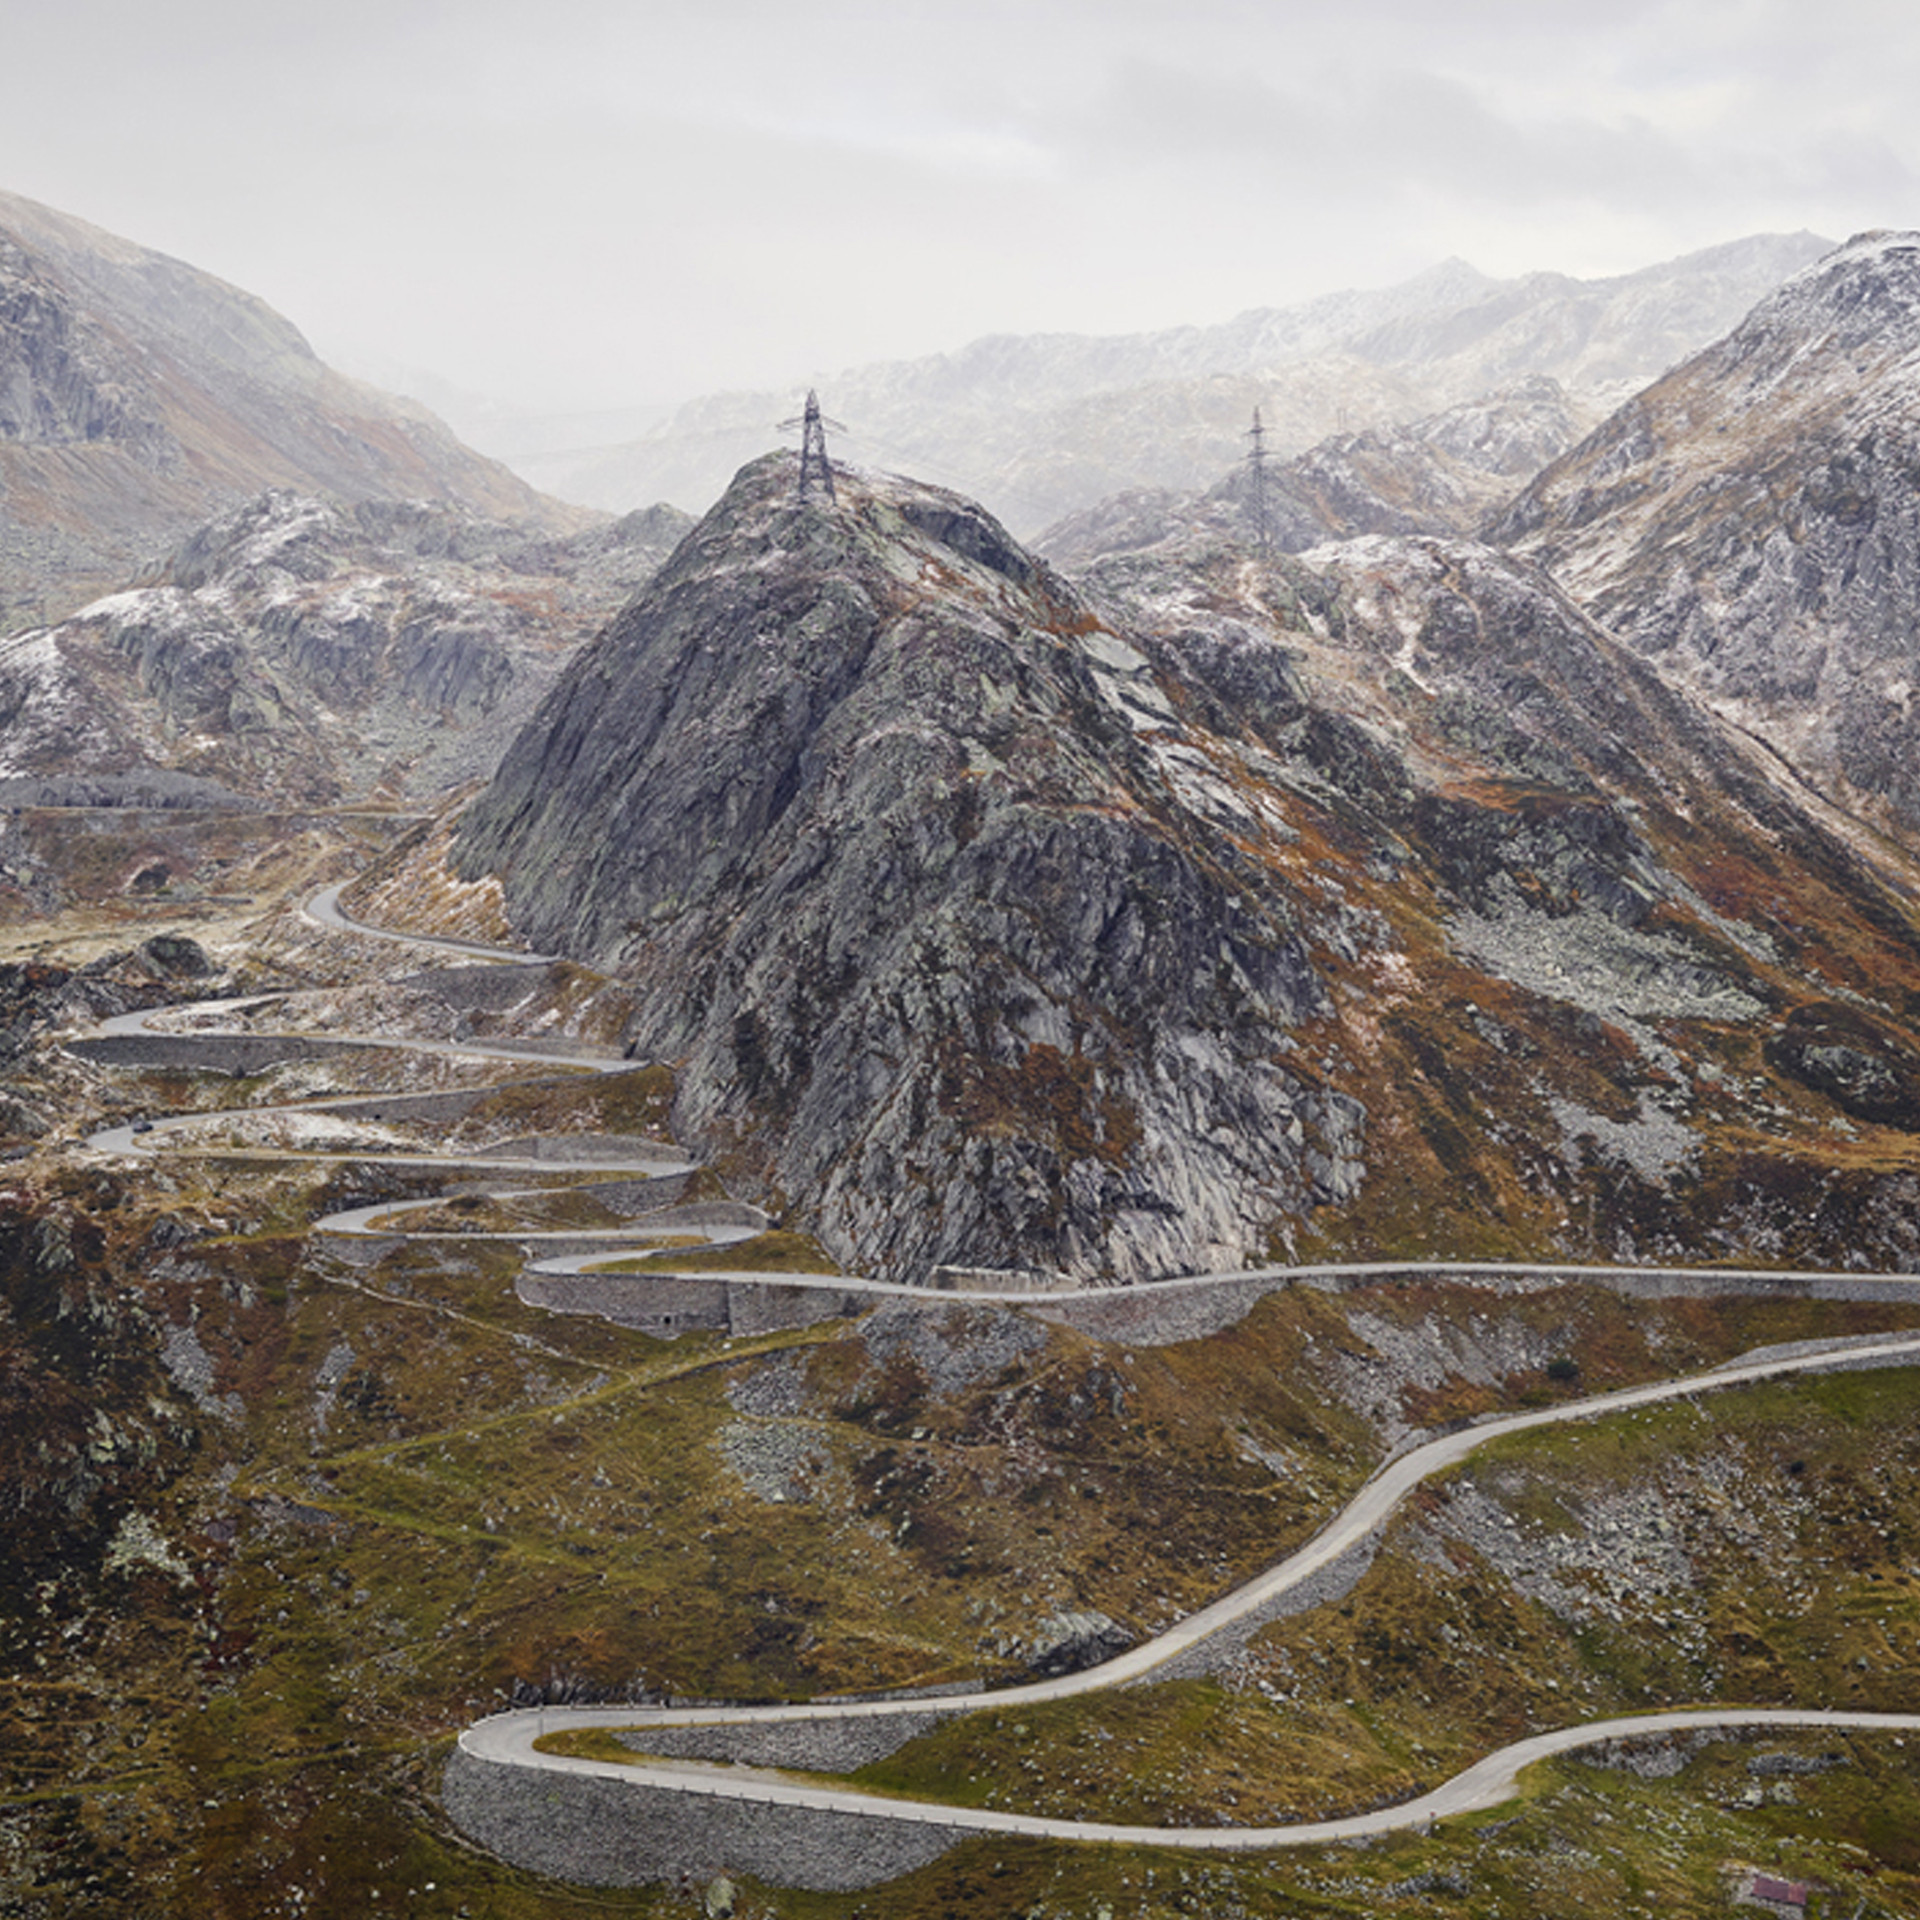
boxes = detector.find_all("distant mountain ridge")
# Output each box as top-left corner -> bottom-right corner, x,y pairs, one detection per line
512,233 -> 1832,536
1037,376 -> 1589,570
0,188 -> 592,630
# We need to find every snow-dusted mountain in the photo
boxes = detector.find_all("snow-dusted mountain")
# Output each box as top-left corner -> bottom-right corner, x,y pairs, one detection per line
1038,376 -> 1589,570
445,450 -> 1920,1283
1492,231 -> 1920,833
0,189 -> 592,630
0,491 -> 690,804
515,234 -> 1831,536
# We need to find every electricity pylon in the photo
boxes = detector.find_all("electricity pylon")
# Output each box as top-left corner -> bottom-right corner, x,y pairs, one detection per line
1244,407 -> 1273,557
776,389 -> 846,503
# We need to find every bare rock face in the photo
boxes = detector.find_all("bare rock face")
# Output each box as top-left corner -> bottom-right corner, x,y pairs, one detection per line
459,456 -> 1357,1282
0,233 -> 170,457
0,489 -> 691,802
459,454 -> 1920,1284
1491,231 -> 1920,831
1024,1609 -> 1133,1676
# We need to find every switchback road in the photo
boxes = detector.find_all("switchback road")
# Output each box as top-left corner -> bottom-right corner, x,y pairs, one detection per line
68,885 -> 1920,1873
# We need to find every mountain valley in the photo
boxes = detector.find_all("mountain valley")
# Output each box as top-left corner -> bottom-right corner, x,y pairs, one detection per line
7,205 -> 1920,1920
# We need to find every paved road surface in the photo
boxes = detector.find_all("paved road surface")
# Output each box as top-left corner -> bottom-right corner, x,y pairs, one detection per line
303,880 -> 557,965
458,1324 -> 1920,1738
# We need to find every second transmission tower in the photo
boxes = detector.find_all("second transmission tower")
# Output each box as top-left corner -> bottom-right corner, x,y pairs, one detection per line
1244,406 -> 1273,557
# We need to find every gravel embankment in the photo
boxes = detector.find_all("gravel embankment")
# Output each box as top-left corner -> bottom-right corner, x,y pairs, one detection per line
617,1710 -> 943,1770
1146,1528 -> 1386,1683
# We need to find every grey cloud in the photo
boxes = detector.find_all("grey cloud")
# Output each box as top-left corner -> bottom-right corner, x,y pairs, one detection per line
1063,46 -> 1912,231
3,0 -> 1919,413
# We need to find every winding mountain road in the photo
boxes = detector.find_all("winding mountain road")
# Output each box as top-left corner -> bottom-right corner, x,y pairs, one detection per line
71,883 -> 1920,1868
459,1706 -> 1920,1852
302,880 -> 558,965
455,1325 -> 1920,1851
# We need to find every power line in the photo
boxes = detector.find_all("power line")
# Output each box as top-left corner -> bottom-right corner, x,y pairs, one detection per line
769,403 -> 1131,543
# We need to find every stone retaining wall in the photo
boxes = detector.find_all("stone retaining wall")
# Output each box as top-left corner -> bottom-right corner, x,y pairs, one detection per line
328,1089 -> 504,1128
1039,1264 -> 1920,1349
584,1172 -> 696,1216
519,1271 -> 873,1339
726,1280 -> 871,1336
442,1747 -> 957,1892
517,1257 -> 1920,1352
520,1273 -> 734,1336
68,1033 -> 379,1075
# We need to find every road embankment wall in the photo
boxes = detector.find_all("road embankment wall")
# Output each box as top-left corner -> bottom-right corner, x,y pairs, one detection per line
442,1746 -> 956,1892
518,1272 -> 872,1339
1039,1264 -> 1920,1348
68,1033 -> 380,1075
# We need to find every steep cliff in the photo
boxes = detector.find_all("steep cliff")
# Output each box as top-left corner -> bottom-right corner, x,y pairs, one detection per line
458,457 -> 1358,1281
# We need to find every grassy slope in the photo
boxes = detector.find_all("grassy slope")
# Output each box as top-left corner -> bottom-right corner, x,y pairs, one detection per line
9,1132 -> 1920,1917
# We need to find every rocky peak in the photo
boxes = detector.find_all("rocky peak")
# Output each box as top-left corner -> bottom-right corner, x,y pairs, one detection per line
455,455 -> 1136,959
1489,229 -> 1920,831
455,453 -> 1920,1285
456,455 -> 1365,1281
1731,230 -> 1920,372
167,491 -> 350,590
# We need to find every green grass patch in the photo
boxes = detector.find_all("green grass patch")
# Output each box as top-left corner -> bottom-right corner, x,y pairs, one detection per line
592,1229 -> 845,1274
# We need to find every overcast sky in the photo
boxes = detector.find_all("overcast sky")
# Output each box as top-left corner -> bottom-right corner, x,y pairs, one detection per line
1,0 -> 1911,415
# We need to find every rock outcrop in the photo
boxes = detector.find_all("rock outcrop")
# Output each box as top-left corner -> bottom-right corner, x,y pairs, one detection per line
458,456 -> 1356,1282
0,489 -> 691,802
1024,1608 -> 1134,1676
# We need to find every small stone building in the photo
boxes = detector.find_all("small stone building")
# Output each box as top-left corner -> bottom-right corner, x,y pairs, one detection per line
1737,1869 -> 1810,1913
